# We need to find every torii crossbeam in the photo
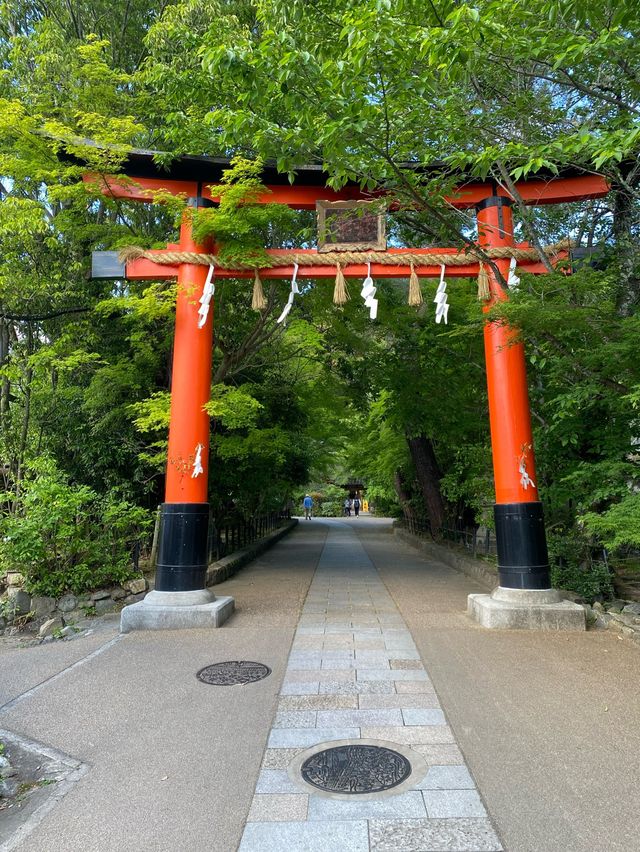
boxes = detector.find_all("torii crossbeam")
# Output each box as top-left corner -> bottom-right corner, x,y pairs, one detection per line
87,152 -> 610,631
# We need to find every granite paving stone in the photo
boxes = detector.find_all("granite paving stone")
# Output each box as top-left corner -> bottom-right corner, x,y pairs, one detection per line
315,708 -> 404,727
307,791 -> 427,821
368,818 -> 503,851
262,748 -> 304,769
274,710 -> 317,728
361,726 -> 456,745
320,659 -> 360,669
384,641 -> 418,652
356,668 -> 428,681
239,820 -> 370,852
318,680 -> 395,695
424,789 -> 488,818
284,669 -> 355,682
354,650 -> 397,661
268,727 -> 360,748
410,744 -> 466,765
417,765 -> 476,790
351,640 -> 386,650
402,708 -> 447,726
358,694 -> 442,710
280,681 -> 320,695
317,650 -> 355,659
255,769 -> 304,795
278,694 -> 359,711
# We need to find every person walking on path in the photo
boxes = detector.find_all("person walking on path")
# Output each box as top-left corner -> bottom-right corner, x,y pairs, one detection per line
343,498 -> 351,516
303,494 -> 313,520
353,497 -> 361,517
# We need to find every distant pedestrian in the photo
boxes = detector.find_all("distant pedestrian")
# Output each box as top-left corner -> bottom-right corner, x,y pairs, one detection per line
303,494 -> 313,520
343,498 -> 351,516
353,497 -> 361,517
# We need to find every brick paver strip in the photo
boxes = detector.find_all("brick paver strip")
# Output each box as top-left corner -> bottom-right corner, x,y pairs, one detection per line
238,522 -> 503,851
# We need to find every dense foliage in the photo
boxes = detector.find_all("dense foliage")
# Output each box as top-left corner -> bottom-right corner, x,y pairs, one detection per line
0,0 -> 639,600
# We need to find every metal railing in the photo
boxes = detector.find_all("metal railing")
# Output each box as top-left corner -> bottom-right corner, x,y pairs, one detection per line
139,508 -> 292,571
397,517 -> 498,561
208,511 -> 291,562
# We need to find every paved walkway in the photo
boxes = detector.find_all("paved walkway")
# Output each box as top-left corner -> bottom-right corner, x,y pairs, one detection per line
1,517 -> 639,852
240,522 -> 500,851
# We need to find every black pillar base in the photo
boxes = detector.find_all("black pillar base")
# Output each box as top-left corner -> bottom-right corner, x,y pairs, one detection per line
494,502 -> 551,590
155,503 -> 209,592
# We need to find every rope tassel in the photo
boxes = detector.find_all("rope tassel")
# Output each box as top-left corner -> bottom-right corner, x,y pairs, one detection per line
477,262 -> 490,301
408,263 -> 423,306
333,263 -> 350,305
251,269 -> 267,311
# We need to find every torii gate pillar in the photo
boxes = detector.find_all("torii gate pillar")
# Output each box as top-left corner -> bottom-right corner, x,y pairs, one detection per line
121,199 -> 234,632
468,197 -> 584,629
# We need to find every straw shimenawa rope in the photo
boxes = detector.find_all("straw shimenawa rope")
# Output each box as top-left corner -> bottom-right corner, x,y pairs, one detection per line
408,262 -> 423,307
477,262 -> 491,301
251,269 -> 267,311
333,263 -> 350,305
118,240 -> 572,271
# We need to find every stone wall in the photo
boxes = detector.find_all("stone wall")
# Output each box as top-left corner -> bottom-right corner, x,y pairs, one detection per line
0,572 -> 148,638
393,525 -> 498,591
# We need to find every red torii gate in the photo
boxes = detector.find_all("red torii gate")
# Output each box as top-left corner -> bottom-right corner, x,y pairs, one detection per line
87,153 -> 609,629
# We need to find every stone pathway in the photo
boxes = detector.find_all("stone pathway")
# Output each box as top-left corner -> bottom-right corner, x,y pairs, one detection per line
239,522 -> 503,851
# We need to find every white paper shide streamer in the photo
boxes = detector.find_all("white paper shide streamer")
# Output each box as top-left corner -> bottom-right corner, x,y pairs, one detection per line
519,456 -> 536,490
276,263 -> 300,324
360,262 -> 378,320
507,256 -> 520,290
197,265 -> 215,329
192,443 -> 204,478
434,264 -> 449,324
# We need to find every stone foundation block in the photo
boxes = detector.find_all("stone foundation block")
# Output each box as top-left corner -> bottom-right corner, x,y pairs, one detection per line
468,587 -> 586,631
120,592 -> 234,633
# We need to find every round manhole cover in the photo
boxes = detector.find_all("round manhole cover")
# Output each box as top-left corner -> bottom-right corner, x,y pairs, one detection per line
196,661 -> 271,686
300,744 -> 412,794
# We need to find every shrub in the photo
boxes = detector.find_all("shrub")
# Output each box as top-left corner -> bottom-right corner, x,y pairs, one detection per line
316,500 -> 343,517
550,561 -> 614,602
547,527 -> 614,601
0,459 -> 151,597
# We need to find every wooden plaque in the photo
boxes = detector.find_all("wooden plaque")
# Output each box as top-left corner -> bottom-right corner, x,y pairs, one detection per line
317,200 -> 386,252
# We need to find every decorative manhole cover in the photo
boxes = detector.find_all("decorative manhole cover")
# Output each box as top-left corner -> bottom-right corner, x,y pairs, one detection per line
196,661 -> 271,686
300,744 -> 412,794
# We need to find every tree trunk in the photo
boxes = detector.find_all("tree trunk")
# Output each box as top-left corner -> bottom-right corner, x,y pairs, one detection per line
14,324 -> 34,506
407,434 -> 446,534
612,184 -> 640,317
393,469 -> 416,523
0,318 -> 10,420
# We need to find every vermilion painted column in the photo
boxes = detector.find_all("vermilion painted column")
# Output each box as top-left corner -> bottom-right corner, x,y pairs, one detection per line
477,197 -> 551,590
155,198 -> 215,593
